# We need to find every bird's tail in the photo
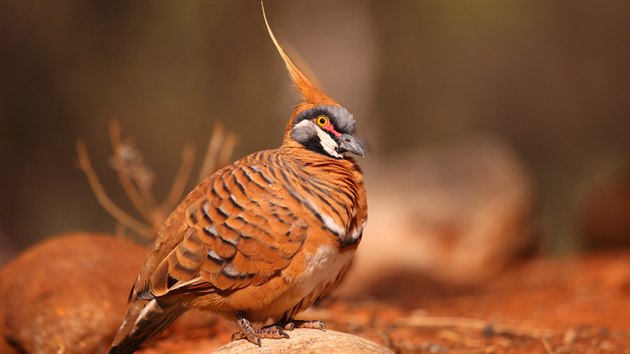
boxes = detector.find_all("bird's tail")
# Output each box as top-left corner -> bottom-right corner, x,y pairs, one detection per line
109,297 -> 185,354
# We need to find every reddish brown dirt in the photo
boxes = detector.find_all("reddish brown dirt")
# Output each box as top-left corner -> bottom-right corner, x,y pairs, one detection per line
141,251 -> 630,353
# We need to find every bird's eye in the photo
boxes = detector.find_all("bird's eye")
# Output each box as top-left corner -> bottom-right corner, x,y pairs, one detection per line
316,115 -> 328,127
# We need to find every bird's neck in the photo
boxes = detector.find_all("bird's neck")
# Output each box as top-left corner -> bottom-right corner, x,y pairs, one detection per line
277,144 -> 364,194
279,141 -> 355,169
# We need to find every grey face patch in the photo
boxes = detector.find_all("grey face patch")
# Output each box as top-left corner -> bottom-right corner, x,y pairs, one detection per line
291,119 -> 318,144
324,105 -> 355,134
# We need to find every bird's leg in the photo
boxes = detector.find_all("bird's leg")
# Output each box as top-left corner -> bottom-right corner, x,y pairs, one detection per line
231,312 -> 289,346
282,319 -> 326,331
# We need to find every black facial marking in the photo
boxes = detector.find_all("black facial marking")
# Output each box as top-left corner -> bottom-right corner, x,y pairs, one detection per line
302,135 -> 337,158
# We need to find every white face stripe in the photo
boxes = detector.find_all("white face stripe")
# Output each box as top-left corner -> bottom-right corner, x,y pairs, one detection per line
315,125 -> 342,158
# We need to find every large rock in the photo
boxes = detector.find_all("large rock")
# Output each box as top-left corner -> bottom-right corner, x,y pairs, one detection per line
0,233 -> 147,354
337,136 -> 535,295
580,174 -> 630,249
215,329 -> 392,354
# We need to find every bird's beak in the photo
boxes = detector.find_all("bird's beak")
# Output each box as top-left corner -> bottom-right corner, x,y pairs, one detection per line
337,134 -> 366,157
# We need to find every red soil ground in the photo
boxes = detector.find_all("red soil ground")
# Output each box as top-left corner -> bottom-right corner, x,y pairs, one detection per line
141,250 -> 630,353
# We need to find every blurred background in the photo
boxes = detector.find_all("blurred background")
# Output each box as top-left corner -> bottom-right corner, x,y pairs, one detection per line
0,0 -> 629,276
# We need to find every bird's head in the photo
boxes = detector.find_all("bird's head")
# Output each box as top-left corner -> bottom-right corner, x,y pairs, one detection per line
262,4 -> 365,159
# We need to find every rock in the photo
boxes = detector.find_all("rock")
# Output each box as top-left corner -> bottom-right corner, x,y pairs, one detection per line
214,329 -> 392,354
580,174 -> 630,249
337,136 -> 535,295
0,303 -> 18,354
0,232 -> 147,354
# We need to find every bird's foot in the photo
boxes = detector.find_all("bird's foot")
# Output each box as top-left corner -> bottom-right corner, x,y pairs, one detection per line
232,312 -> 289,346
282,319 -> 326,331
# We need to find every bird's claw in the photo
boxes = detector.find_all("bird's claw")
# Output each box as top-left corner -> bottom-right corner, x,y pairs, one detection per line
233,312 -> 290,346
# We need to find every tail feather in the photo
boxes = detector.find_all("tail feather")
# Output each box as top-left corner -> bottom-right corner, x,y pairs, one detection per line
109,298 -> 185,354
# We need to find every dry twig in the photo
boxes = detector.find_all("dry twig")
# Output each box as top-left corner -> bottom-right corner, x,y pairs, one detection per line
108,121 -> 157,224
77,121 -> 234,242
76,140 -> 154,239
198,122 -> 237,182
161,143 -> 196,217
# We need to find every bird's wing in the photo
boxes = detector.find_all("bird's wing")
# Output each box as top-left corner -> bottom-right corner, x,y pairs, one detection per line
148,159 -> 308,297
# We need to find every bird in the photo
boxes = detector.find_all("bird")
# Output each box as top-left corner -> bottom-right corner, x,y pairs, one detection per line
109,4 -> 367,353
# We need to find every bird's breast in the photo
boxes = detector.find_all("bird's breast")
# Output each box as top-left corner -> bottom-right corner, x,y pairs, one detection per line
296,244 -> 354,286
275,242 -> 355,320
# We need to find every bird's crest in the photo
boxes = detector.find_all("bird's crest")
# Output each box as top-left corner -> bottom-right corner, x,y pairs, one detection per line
261,2 -> 339,138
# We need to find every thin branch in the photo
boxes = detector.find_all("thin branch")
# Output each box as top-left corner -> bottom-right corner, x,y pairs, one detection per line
75,140 -> 153,239
197,122 -> 237,183
161,143 -> 196,219
78,121 -> 236,241
133,160 -> 157,214
197,122 -> 224,183
108,121 -> 156,223
218,132 -> 237,170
